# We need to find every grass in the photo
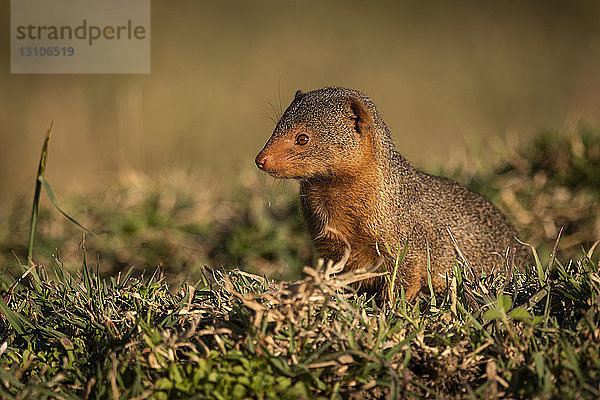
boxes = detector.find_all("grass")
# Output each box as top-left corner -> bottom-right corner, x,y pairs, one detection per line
440,126 -> 600,260
0,243 -> 598,398
0,126 -> 599,398
0,170 -> 311,284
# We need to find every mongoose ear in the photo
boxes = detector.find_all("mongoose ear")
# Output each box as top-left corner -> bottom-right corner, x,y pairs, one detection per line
348,97 -> 373,136
294,90 -> 304,100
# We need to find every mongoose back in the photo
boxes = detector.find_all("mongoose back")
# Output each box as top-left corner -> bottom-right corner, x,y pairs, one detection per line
255,87 -> 526,300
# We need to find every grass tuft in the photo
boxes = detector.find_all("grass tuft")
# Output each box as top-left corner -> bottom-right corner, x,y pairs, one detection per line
0,245 -> 598,398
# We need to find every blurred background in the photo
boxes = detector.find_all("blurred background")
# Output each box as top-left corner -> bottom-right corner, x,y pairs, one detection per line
1,0 -> 600,203
1,1 -> 599,281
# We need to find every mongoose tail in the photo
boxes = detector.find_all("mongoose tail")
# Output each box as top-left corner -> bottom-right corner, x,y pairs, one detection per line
256,87 -> 527,300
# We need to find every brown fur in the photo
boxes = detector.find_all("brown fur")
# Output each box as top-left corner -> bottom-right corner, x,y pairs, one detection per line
256,87 -> 527,300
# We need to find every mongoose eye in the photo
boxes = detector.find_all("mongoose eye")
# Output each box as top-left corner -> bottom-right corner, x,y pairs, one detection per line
295,134 -> 309,145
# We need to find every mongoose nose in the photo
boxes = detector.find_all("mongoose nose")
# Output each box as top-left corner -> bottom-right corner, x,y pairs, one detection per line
255,153 -> 267,169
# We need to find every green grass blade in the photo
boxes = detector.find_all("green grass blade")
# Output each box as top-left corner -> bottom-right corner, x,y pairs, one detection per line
38,177 -> 95,236
0,297 -> 33,336
27,122 -> 53,262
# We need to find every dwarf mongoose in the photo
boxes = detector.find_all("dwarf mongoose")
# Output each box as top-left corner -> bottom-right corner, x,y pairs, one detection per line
255,87 -> 526,300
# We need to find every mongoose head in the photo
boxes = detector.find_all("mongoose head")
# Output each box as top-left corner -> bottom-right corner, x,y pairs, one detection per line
255,87 -> 378,180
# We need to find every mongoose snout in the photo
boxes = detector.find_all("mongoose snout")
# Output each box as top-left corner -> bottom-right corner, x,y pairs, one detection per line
255,154 -> 267,169
255,123 -> 317,179
256,87 -> 527,300
254,137 -> 296,178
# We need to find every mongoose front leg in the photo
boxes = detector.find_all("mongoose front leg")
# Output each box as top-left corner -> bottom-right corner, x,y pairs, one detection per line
392,252 -> 428,301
